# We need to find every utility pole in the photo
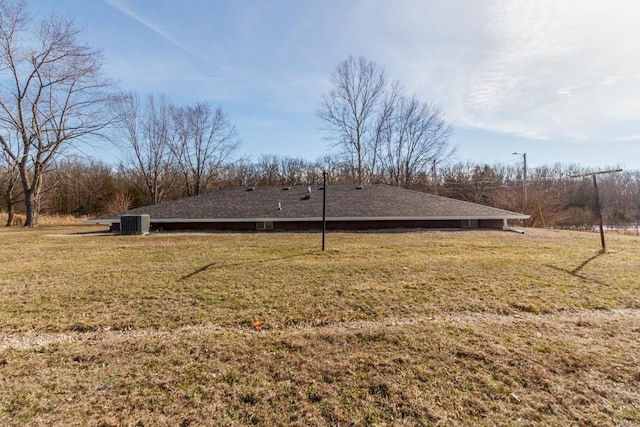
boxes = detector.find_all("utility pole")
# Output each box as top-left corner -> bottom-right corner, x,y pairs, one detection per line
322,171 -> 327,251
570,169 -> 622,253
513,152 -> 527,225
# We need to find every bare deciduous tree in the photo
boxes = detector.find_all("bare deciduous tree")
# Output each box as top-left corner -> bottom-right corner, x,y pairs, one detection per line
45,158 -> 118,216
221,160 -> 257,187
318,56 -> 387,185
382,95 -> 453,187
255,154 -> 281,185
370,81 -> 401,183
116,93 -> 177,205
0,0 -> 116,226
279,156 -> 309,185
105,191 -> 132,215
170,102 -> 240,196
319,56 -> 454,187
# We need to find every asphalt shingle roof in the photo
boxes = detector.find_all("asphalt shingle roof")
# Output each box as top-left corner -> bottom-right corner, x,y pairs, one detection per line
90,184 -> 528,223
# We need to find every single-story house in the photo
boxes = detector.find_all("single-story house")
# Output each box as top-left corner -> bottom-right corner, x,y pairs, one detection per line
86,184 -> 529,232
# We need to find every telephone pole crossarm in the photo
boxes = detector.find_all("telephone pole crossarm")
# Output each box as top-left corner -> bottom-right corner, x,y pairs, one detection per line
569,169 -> 623,179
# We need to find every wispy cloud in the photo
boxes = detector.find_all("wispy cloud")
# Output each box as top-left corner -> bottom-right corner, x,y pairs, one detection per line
104,1 -> 177,47
351,0 -> 640,144
454,0 -> 640,142
103,0 -> 221,71
144,77 -> 225,81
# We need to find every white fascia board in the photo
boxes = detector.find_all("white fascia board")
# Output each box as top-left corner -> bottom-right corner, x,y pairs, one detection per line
86,214 -> 530,224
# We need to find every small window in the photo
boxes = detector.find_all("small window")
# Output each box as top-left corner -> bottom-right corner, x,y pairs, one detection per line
256,221 -> 273,231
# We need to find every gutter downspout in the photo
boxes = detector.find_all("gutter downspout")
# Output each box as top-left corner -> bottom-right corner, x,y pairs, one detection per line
503,218 -> 525,234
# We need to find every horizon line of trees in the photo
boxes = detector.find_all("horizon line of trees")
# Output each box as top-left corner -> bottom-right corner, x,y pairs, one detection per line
2,154 -> 639,233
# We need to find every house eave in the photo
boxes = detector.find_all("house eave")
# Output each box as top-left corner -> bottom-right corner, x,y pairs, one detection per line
84,214 -> 530,225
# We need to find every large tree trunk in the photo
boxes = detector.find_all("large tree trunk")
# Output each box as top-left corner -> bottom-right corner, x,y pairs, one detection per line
19,160 -> 40,228
5,205 -> 14,227
23,188 -> 39,228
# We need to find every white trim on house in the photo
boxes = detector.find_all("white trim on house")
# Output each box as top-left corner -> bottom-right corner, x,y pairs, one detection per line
85,214 -> 529,225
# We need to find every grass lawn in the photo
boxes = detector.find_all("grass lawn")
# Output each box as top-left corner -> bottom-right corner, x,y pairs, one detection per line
0,225 -> 639,425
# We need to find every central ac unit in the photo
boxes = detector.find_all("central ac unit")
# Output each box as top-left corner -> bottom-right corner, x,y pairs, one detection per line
120,214 -> 150,235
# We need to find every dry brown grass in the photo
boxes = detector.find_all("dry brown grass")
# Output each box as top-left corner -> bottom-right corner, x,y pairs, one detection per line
0,211 -> 25,226
0,212 -> 87,226
0,226 -> 639,425
36,214 -> 87,225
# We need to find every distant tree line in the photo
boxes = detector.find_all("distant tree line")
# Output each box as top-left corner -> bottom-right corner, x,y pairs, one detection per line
2,154 -> 639,232
435,162 -> 640,232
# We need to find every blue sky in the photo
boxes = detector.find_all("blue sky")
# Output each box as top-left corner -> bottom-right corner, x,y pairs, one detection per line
30,0 -> 640,170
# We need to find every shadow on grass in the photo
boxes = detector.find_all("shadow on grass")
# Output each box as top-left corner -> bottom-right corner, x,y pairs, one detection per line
179,251 -> 316,281
544,252 -> 607,286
